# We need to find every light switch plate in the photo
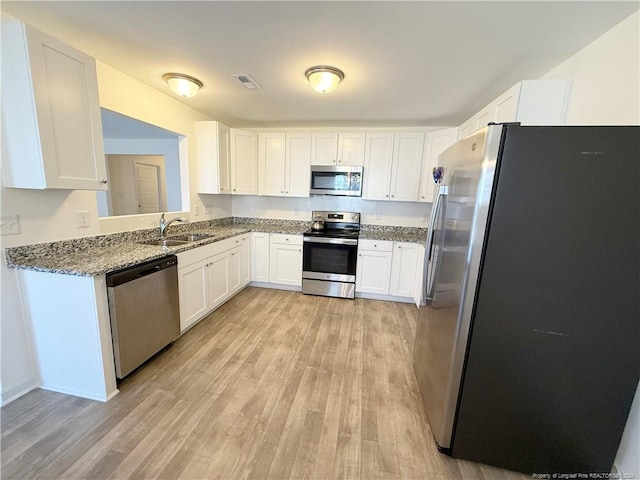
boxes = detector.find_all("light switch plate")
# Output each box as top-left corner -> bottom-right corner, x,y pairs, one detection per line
0,214 -> 20,235
194,205 -> 201,216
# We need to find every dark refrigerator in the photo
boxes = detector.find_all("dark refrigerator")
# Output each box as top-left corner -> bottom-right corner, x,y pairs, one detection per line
413,123 -> 639,475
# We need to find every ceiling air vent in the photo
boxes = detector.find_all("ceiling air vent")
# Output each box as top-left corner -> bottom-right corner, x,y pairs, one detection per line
230,74 -> 261,90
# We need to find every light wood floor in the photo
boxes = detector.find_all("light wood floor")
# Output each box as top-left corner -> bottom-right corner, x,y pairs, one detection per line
2,287 -> 530,480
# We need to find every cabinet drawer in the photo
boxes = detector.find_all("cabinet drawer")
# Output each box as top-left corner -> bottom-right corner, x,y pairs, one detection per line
270,233 -> 303,246
228,234 -> 248,249
177,238 -> 230,268
358,239 -> 393,252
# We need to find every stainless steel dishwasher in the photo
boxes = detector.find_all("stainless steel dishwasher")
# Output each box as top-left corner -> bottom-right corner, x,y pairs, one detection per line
106,255 -> 180,379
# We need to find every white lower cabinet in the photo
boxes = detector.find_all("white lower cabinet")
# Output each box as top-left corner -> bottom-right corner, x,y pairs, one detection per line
269,233 -> 302,287
390,242 -> 419,297
177,235 -> 250,332
208,251 -> 230,309
240,235 -> 251,285
177,258 -> 210,331
356,239 -> 421,299
356,240 -> 393,294
413,245 -> 426,307
228,246 -> 242,293
251,232 -> 270,282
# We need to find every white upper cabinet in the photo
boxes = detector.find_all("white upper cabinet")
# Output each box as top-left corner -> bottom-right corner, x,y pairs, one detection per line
337,133 -> 366,166
285,133 -> 311,197
258,133 -> 286,196
364,132 -> 424,202
258,132 -> 310,197
388,133 -> 424,202
458,79 -> 570,140
363,133 -> 394,200
419,127 -> 459,203
195,121 -> 231,194
230,129 -> 258,194
1,16 -> 107,190
311,133 -> 338,165
311,133 -> 365,166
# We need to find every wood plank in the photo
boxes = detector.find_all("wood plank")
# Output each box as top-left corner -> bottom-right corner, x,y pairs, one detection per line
1,287 -> 533,480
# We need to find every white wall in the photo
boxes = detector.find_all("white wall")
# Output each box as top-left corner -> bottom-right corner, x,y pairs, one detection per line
543,11 -> 639,125
540,11 -> 639,478
232,195 -> 431,227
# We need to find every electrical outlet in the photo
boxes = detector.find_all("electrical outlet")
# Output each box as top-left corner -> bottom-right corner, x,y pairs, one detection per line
204,205 -> 213,215
0,214 -> 20,235
375,212 -> 381,220
76,210 -> 90,228
194,205 -> 201,216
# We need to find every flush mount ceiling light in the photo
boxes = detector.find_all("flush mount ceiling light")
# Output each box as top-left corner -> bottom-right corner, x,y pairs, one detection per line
305,65 -> 344,93
163,73 -> 203,98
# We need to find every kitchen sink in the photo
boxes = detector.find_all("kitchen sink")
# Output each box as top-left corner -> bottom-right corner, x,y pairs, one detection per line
169,233 -> 214,242
139,239 -> 190,247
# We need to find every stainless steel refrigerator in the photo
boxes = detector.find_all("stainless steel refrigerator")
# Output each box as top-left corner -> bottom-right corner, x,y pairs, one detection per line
413,123 -> 639,474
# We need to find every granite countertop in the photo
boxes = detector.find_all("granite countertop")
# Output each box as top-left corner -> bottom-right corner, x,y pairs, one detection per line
359,230 -> 426,244
5,217 -> 425,277
359,225 -> 427,244
5,226 -> 248,277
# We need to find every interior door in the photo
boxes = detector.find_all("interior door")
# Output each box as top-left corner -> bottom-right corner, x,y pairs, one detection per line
134,162 -> 161,214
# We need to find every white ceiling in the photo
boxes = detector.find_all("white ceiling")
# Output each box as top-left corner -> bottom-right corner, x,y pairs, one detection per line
2,1 -> 638,127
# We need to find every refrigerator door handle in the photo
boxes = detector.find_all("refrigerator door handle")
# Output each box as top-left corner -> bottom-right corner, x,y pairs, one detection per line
425,185 -> 448,303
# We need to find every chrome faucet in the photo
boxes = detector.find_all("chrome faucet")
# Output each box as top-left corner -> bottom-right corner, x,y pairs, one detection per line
159,213 -> 188,238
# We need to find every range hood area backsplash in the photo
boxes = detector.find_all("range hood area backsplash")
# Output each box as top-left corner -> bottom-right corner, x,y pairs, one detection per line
230,194 -> 432,228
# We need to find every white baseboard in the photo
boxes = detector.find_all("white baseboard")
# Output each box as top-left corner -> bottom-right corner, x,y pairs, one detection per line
355,292 -> 415,304
249,281 -> 302,292
1,379 -> 37,406
39,384 -> 118,403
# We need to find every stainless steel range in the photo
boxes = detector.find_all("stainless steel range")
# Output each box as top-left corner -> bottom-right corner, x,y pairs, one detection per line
302,210 -> 360,299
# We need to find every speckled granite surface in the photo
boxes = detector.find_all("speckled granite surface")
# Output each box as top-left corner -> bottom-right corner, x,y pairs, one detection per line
4,217 -> 309,277
5,217 -> 424,276
360,225 -> 427,244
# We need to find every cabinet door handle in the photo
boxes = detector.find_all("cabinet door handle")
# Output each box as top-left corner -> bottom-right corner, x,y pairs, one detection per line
298,249 -> 301,252
233,188 -> 236,192
374,244 -> 377,247
281,191 -> 284,194
285,191 -> 288,194
391,195 -> 395,198
385,194 -> 389,198
100,179 -> 107,184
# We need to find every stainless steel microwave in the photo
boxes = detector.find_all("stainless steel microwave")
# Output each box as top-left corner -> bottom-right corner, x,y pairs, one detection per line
310,165 -> 363,196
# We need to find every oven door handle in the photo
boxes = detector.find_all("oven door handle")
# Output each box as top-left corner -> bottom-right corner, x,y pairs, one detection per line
303,237 -> 358,246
